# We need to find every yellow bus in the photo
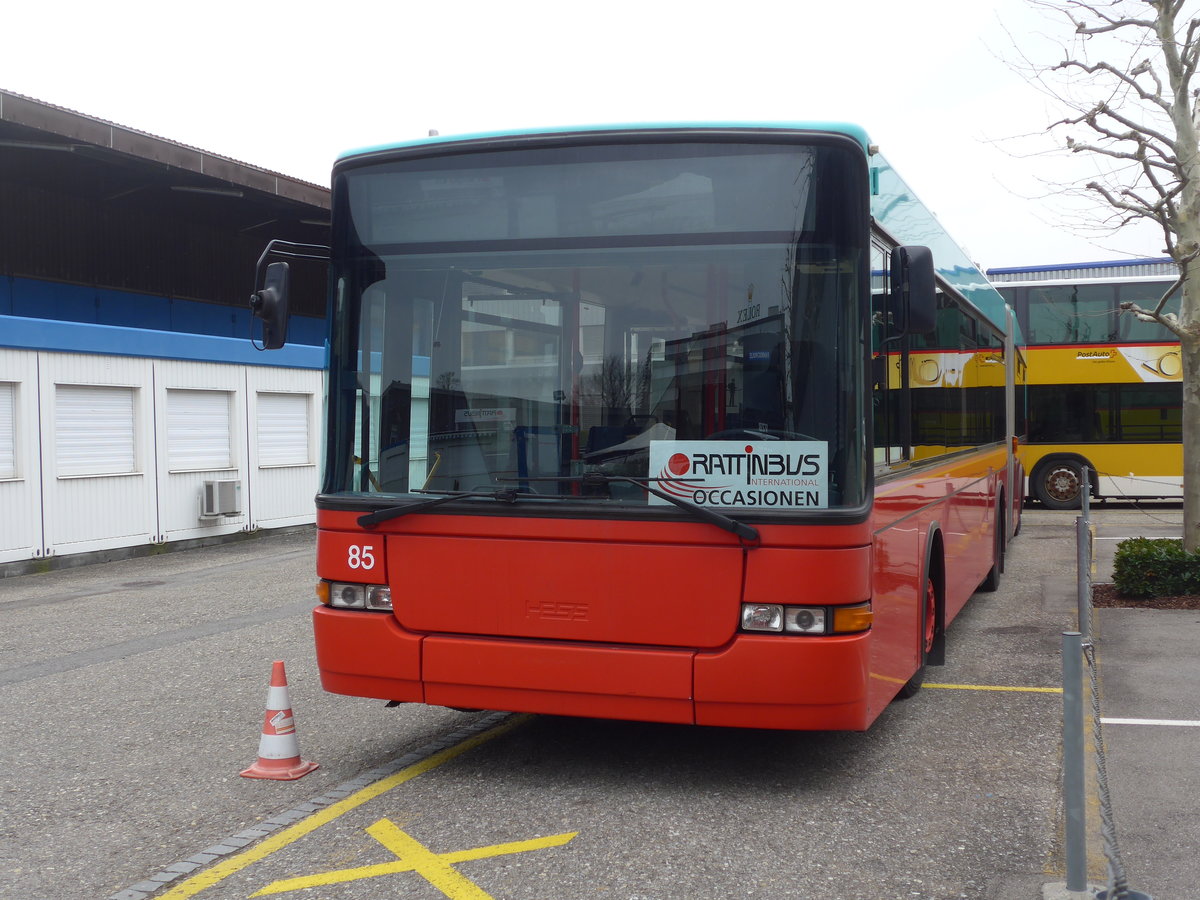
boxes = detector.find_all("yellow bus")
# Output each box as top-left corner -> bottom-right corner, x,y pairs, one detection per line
989,258 -> 1180,509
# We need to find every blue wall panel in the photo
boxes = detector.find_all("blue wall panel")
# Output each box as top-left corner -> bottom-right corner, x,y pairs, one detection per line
95,287 -> 173,331
171,299 -> 239,337
7,277 -> 325,347
286,314 -> 326,346
14,279 -> 95,322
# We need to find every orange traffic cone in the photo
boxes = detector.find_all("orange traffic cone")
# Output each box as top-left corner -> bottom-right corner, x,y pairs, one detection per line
240,660 -> 319,780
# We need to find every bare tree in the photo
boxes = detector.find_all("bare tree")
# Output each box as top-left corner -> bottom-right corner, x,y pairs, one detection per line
1037,0 -> 1200,547
586,355 -> 634,421
582,352 -> 656,425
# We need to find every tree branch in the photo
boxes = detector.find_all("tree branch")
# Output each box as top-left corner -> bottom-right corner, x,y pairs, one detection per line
1120,246 -> 1196,338
1085,179 -> 1171,225
1054,58 -> 1173,113
1063,133 -> 1177,173
1061,0 -> 1156,35
1096,98 -> 1178,150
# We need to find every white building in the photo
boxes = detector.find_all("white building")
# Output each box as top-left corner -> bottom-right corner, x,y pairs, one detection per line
0,91 -> 330,571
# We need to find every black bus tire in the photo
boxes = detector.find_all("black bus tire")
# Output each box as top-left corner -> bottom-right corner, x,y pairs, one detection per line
896,575 -> 937,700
1033,459 -> 1087,510
979,505 -> 1005,592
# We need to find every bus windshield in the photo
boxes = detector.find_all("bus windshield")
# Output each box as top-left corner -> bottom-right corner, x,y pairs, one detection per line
326,139 -> 868,513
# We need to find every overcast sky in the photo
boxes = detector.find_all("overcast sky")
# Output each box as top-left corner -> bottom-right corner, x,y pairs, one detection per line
2,0 -> 1171,269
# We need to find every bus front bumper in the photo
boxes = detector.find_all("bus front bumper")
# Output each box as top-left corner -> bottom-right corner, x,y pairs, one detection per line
313,606 -> 873,731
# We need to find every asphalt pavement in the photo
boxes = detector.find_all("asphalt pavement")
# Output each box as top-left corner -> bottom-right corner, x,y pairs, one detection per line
0,505 -> 1195,900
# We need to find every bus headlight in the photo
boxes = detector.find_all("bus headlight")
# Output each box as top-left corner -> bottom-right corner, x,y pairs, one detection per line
739,602 -> 872,635
364,585 -> 393,611
784,606 -> 826,633
325,581 -> 392,612
741,604 -> 784,632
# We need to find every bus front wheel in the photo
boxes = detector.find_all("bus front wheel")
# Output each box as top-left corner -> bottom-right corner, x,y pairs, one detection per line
896,576 -> 937,700
979,505 -> 1005,593
1033,459 -> 1088,510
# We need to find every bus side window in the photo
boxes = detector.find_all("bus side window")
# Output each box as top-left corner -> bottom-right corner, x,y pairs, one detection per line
870,240 -> 899,466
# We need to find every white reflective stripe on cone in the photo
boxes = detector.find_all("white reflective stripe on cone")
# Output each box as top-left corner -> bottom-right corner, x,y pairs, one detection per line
255,730 -> 303,760
265,685 -> 291,711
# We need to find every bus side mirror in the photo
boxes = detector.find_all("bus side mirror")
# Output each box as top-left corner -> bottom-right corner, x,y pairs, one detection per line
250,261 -> 291,349
890,245 -> 936,336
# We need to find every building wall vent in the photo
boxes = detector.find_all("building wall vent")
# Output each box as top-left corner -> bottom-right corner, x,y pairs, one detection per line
201,480 -> 241,518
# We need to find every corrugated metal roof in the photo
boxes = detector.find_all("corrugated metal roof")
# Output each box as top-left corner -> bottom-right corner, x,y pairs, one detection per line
1,89 -> 330,316
986,257 -> 1176,283
0,88 -> 328,208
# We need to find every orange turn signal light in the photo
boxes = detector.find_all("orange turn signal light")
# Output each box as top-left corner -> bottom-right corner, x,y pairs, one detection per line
316,580 -> 331,606
833,602 -> 873,634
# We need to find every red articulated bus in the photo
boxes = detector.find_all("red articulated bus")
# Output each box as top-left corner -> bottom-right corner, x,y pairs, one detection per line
252,123 -> 1023,730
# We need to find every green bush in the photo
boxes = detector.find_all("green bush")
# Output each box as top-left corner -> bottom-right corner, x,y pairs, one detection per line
1112,537 -> 1200,597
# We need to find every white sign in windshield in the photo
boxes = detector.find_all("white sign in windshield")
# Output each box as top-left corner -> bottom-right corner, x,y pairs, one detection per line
647,440 -> 829,510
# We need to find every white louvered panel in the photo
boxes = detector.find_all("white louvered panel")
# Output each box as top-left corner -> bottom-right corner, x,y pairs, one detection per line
257,392 -> 309,466
0,383 -> 14,479
0,351 -> 40,562
246,367 -> 320,529
167,389 -> 233,470
56,384 -> 136,476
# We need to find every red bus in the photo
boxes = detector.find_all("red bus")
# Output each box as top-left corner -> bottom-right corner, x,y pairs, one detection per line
253,123 -> 1022,730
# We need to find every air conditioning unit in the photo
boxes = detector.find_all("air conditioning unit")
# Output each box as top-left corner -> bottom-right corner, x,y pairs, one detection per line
201,480 -> 241,518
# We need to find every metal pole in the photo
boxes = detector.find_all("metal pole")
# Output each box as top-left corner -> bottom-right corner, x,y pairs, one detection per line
1062,630 -> 1088,893
1080,464 -> 1091,523
1076,517 -> 1091,641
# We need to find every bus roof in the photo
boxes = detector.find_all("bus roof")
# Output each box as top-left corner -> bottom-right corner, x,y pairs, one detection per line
335,121 -> 1010,335
336,121 -> 874,162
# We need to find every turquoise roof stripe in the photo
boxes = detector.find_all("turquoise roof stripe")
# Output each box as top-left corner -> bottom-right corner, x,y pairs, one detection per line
337,121 -> 873,164
870,152 -> 1011,333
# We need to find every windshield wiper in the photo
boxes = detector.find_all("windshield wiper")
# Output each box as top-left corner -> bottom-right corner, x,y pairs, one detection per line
358,488 -> 521,528
503,474 -> 760,544
361,478 -> 760,544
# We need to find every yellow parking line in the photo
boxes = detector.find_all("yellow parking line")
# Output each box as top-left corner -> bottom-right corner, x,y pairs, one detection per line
925,683 -> 1063,694
157,714 -> 530,899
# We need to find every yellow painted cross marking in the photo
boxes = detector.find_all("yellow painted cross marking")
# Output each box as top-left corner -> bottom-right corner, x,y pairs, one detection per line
251,818 -> 577,899
155,714 -> 529,899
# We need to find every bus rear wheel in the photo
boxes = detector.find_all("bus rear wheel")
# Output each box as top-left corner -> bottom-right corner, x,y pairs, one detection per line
1033,459 -> 1087,510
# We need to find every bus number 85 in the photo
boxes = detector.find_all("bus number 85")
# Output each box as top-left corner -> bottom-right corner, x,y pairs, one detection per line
348,545 -> 375,570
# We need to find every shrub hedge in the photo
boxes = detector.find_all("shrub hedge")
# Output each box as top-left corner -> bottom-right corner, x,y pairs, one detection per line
1112,537 -> 1200,597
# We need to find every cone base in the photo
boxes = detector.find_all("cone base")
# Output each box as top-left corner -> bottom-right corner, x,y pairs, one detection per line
239,757 -> 319,781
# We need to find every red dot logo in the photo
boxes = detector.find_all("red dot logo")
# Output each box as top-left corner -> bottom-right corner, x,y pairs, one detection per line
745,445 -> 754,454
667,453 -> 690,476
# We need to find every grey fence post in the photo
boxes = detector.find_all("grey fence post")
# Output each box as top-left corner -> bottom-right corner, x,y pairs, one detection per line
1076,517 -> 1092,641
1062,630 -> 1088,893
